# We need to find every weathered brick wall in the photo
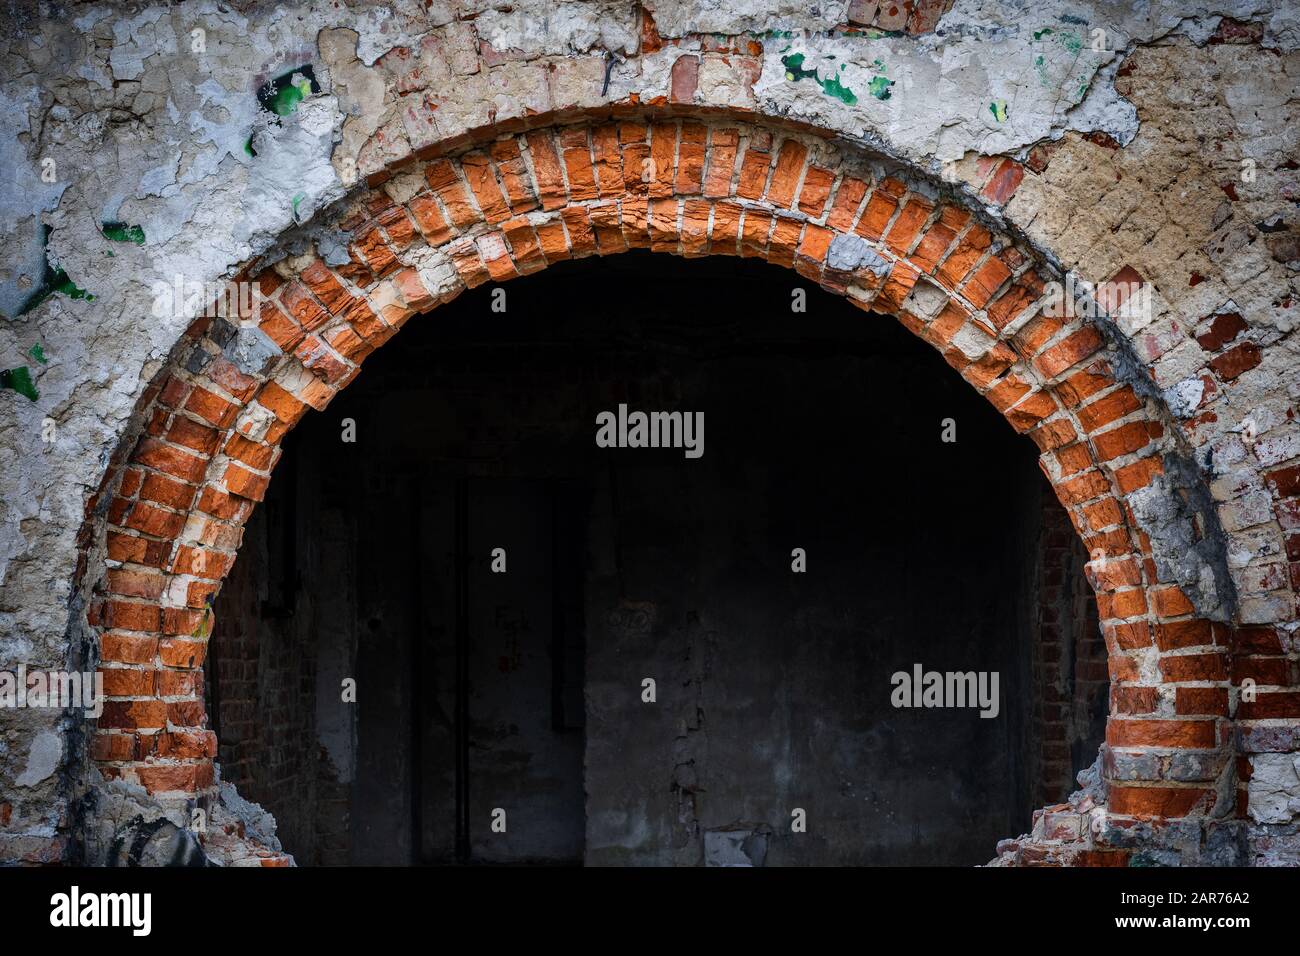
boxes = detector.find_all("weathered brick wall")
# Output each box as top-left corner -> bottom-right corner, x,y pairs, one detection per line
0,0 -> 1295,866
208,495 -> 353,867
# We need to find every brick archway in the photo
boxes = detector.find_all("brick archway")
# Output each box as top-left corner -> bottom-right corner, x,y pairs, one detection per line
79,113 -> 1240,864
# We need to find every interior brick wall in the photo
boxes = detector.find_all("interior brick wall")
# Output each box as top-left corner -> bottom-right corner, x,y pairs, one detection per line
1031,485 -> 1107,807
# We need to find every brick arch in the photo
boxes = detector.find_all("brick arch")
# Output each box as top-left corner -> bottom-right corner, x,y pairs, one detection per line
79,113 -> 1238,865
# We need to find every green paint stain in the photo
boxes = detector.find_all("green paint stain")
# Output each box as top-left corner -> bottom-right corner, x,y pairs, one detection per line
29,344 -> 47,364
782,53 -> 858,104
244,135 -> 256,157
102,222 -> 146,244
870,58 -> 886,73
1034,54 -> 1049,86
292,193 -> 305,218
783,52 -> 815,81
989,99 -> 1009,122
256,65 -> 320,118
0,366 -> 38,401
17,226 -> 94,315
1033,28 -> 1054,40
822,73 -> 858,104
51,269 -> 93,301
1059,31 -> 1083,54
867,75 -> 894,100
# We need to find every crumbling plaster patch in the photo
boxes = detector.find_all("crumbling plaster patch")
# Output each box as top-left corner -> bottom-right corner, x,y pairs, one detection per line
1248,752 -> 1300,824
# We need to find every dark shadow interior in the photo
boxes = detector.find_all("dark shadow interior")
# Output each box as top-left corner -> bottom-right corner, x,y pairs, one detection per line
208,252 -> 1107,866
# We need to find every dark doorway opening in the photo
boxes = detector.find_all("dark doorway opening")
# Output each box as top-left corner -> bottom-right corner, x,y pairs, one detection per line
208,251 -> 1106,866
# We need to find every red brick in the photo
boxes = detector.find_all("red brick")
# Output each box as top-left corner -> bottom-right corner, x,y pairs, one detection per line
1238,692 -> 1300,719
257,381 -> 308,424
425,160 -> 482,225
137,473 -> 197,512
796,166 -> 835,217
826,177 -> 868,231
100,633 -> 159,665
99,668 -> 154,697
648,123 -> 676,199
1195,312 -> 1247,352
1154,619 -> 1214,651
489,138 -> 539,212
980,158 -> 1024,205
675,126 -> 707,195
158,638 -> 207,669
736,148 -> 771,200
299,262 -> 353,314
1159,653 -> 1228,682
937,225 -> 992,287
224,434 -> 276,471
224,462 -> 270,501
1093,421 -> 1159,461
1209,342 -> 1262,381
765,139 -> 809,208
1112,685 -> 1160,714
669,53 -> 699,104
407,193 -> 454,245
561,139 -> 599,203
1152,586 -> 1195,618
460,152 -> 511,223
884,197 -> 932,256
1109,785 -> 1209,818
856,190 -> 898,241
279,280 -> 330,331
1175,688 -> 1229,716
105,568 -> 166,601
136,762 -> 211,794
591,126 -> 624,198
1107,718 -> 1216,749
257,303 -> 306,352
154,731 -> 218,760
132,438 -> 208,484
99,699 -> 168,730
1114,456 -> 1163,494
962,256 -> 1013,308
702,129 -> 740,199
183,386 -> 238,428
163,418 -> 220,458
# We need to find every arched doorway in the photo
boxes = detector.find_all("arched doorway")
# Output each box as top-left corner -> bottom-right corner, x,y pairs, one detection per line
208,251 -> 1107,865
80,115 -> 1233,866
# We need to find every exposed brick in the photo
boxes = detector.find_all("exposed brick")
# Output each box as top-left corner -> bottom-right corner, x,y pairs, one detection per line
407,193 -> 455,245
1159,653 -> 1228,683
460,152 -> 512,223
1109,785 -> 1209,818
133,438 -> 208,484
1195,312 -> 1247,352
1093,421 -> 1160,462
1209,341 -> 1262,381
765,139 -> 809,208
